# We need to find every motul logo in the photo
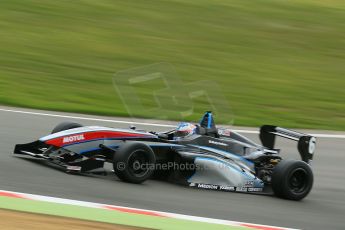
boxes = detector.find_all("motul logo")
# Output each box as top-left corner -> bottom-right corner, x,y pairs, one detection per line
63,134 -> 85,143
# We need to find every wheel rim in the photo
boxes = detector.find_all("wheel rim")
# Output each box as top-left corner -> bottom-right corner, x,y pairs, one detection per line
127,150 -> 150,178
288,168 -> 309,194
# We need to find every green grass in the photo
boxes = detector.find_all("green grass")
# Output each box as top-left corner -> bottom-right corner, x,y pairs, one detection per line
0,197 -> 246,230
0,0 -> 344,130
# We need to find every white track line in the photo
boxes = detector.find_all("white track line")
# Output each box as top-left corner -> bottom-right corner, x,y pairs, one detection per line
0,108 -> 174,128
0,108 -> 344,138
0,189 -> 297,230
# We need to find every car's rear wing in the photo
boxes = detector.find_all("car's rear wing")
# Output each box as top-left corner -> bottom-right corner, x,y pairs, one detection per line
259,125 -> 316,164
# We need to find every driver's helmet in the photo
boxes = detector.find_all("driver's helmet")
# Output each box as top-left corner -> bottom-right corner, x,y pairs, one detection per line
175,122 -> 197,139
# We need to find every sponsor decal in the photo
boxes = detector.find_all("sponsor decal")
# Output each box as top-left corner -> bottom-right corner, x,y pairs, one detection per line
189,183 -> 261,193
244,181 -> 254,187
218,129 -> 231,136
236,187 -> 248,192
66,166 -> 82,171
247,188 -> 263,192
219,185 -> 235,191
208,140 -> 228,146
45,131 -> 150,147
198,183 -> 218,190
63,134 -> 85,143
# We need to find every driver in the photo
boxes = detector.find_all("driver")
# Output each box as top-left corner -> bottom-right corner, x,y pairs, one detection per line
174,122 -> 197,139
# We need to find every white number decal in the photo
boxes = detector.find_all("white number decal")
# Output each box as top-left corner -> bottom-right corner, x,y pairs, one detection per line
308,137 -> 316,154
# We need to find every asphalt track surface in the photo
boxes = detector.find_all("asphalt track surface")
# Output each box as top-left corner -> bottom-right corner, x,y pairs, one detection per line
0,107 -> 344,230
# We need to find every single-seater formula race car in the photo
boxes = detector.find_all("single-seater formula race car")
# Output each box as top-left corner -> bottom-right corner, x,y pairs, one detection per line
14,112 -> 316,200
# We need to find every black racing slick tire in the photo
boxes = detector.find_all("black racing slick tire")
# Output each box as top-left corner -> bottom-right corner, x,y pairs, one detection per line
272,160 -> 313,201
113,142 -> 156,184
51,122 -> 83,134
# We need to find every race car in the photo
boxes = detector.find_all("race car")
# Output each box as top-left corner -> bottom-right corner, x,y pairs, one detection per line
14,112 -> 316,200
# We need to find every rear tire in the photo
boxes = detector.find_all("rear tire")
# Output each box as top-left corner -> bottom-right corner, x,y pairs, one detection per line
51,122 -> 83,134
113,142 -> 156,184
272,160 -> 313,200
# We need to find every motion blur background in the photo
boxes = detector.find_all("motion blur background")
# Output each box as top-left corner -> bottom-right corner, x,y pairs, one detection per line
0,0 -> 344,130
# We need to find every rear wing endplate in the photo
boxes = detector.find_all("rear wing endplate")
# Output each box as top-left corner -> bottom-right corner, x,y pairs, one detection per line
260,125 -> 316,164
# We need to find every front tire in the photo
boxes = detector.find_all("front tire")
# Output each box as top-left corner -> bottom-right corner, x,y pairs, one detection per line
113,142 -> 156,184
51,122 -> 83,134
272,160 -> 313,200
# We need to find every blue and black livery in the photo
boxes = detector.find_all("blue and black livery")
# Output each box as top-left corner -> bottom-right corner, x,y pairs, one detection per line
14,112 -> 316,200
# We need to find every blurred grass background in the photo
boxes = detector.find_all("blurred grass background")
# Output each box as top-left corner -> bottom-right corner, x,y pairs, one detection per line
0,0 -> 344,130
